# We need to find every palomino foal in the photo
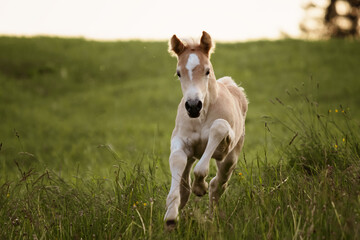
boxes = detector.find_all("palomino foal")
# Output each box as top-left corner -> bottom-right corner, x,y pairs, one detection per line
164,31 -> 248,227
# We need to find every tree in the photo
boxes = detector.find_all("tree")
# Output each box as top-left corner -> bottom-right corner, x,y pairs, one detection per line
301,0 -> 360,38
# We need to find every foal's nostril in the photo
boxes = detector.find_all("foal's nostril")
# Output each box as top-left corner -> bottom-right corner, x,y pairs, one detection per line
185,101 -> 191,111
185,99 -> 202,118
196,101 -> 202,111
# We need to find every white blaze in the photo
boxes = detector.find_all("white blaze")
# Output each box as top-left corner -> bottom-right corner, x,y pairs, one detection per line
185,53 -> 200,81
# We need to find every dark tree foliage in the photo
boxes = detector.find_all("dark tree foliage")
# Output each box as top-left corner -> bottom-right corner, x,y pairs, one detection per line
325,0 -> 360,37
301,0 -> 360,38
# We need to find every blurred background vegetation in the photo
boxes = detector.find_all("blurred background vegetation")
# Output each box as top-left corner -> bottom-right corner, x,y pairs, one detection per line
0,37 -> 359,239
0,1 -> 360,238
301,0 -> 360,38
0,37 -> 359,179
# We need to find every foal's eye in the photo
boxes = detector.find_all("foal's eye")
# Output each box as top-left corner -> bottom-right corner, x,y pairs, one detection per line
176,71 -> 181,78
205,69 -> 210,76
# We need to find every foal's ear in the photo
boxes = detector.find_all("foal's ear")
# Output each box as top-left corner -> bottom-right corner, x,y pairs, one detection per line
169,35 -> 185,57
200,31 -> 214,56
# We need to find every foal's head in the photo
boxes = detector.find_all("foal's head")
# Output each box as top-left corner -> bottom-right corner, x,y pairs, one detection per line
169,31 -> 215,118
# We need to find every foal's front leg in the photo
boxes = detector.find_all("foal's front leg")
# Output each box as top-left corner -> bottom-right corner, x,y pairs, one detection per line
164,138 -> 189,226
192,119 -> 234,196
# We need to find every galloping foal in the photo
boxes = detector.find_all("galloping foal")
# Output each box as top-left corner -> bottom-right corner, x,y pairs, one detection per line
164,31 -> 248,227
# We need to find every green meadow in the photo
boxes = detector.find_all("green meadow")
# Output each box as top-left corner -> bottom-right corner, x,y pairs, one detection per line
0,37 -> 360,239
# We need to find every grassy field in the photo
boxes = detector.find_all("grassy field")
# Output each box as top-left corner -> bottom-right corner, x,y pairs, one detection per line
0,36 -> 360,239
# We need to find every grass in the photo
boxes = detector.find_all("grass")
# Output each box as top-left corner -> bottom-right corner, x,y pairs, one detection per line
0,36 -> 360,239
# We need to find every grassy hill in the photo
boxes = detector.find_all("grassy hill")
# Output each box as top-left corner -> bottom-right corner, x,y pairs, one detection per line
0,37 -> 359,239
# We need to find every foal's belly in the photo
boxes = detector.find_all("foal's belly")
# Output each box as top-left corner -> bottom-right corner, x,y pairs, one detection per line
192,128 -> 230,161
212,136 -> 231,160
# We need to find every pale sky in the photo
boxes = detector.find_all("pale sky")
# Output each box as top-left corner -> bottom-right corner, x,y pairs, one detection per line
0,0 -> 304,41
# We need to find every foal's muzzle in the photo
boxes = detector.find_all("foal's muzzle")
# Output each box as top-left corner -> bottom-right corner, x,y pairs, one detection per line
185,99 -> 202,118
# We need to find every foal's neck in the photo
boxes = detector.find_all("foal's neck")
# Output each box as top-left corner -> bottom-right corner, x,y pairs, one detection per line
202,64 -> 218,120
207,64 -> 218,104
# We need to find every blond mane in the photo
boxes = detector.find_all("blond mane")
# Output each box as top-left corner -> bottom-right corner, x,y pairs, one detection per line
168,36 -> 215,57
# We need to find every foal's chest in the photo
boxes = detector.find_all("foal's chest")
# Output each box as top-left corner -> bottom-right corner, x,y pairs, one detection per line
191,127 -> 210,159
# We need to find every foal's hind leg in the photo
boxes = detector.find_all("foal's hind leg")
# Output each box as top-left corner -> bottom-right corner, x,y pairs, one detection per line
209,135 -> 245,206
192,119 -> 234,196
179,158 -> 195,209
209,152 -> 238,206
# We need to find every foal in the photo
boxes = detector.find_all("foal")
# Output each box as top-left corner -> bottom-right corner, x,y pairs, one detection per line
164,31 -> 248,227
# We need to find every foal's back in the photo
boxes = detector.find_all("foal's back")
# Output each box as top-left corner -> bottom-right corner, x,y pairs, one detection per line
217,76 -> 248,117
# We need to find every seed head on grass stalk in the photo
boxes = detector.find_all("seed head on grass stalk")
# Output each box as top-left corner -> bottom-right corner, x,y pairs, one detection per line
269,82 -> 360,174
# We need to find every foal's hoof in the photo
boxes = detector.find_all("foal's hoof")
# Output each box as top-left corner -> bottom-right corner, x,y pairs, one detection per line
165,220 -> 177,231
192,182 -> 208,197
